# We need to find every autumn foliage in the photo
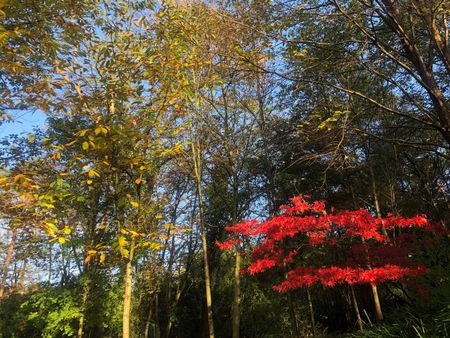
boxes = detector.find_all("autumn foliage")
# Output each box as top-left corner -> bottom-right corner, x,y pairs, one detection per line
218,195 -> 444,292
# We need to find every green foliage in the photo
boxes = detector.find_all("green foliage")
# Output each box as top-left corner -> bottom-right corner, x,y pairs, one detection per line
344,305 -> 450,338
0,285 -> 81,338
0,276 -> 124,338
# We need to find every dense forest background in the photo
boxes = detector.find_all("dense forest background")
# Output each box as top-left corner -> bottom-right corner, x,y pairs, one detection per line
0,0 -> 449,337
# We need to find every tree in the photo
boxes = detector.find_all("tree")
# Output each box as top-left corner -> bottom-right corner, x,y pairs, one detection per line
265,0 -> 450,148
0,0 -> 94,122
219,195 -> 445,329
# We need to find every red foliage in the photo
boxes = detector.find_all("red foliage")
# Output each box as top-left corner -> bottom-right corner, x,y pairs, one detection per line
215,239 -> 239,251
247,259 -> 276,275
273,264 -> 430,292
218,195 -> 443,293
216,220 -> 259,252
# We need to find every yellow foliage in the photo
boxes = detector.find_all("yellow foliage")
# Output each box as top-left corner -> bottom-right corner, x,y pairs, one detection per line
100,252 -> 106,264
318,110 -> 349,130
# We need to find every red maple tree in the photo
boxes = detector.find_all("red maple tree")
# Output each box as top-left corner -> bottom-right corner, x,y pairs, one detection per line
218,195 -> 445,323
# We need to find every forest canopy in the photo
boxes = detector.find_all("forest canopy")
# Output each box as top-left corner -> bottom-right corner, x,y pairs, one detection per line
0,1 -> 449,337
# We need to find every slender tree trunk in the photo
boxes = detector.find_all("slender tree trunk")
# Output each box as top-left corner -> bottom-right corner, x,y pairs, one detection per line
0,228 -> 17,299
77,305 -> 85,338
230,175 -> 240,338
368,164 -> 385,321
232,250 -> 241,338
48,242 -> 52,284
165,288 -> 181,338
287,293 -> 300,338
19,258 -> 27,292
187,70 -> 215,338
143,301 -> 152,338
155,293 -> 161,338
78,275 -> 91,338
369,165 -> 387,236
123,240 -> 136,338
306,287 -> 316,337
13,261 -> 18,287
350,285 -> 363,331
191,136 -> 215,338
371,283 -> 384,321
200,215 -> 215,338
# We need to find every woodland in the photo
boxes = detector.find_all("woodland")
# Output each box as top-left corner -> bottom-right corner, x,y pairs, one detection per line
0,0 -> 449,337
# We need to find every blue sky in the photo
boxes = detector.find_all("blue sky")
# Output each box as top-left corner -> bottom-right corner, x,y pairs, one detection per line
0,110 -> 47,138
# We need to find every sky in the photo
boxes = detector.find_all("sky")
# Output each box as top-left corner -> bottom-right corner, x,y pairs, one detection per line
0,110 -> 47,138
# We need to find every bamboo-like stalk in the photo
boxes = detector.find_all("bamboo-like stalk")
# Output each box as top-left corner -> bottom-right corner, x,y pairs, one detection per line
350,285 -> 364,331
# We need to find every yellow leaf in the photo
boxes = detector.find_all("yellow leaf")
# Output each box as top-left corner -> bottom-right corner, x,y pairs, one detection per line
135,178 -> 142,185
120,248 -> 129,257
150,242 -> 163,251
82,141 -> 89,150
64,227 -> 71,235
78,129 -> 88,137
100,252 -> 106,263
156,214 -> 163,219
130,201 -> 139,207
45,222 -> 57,235
88,250 -> 97,255
58,237 -> 66,244
139,166 -> 145,171
88,169 -> 100,178
118,236 -> 128,248
129,230 -> 139,237
87,179 -> 93,185
28,134 -> 35,142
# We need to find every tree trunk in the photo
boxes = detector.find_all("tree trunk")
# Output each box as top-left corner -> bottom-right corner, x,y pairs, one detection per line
231,175 -> 240,338
0,228 -> 17,299
191,135 -> 215,338
123,240 -> 136,338
370,165 -> 387,236
287,293 -> 300,338
368,165 -> 385,321
143,302 -> 152,338
200,221 -> 215,338
371,283 -> 384,321
19,258 -> 27,292
78,275 -> 91,338
350,285 -> 363,331
306,287 -> 316,337
48,242 -> 52,284
232,250 -> 241,338
155,293 -> 161,338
